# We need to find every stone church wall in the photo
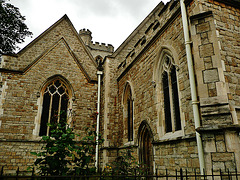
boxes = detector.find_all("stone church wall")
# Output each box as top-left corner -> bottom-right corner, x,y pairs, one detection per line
109,0 -> 240,174
0,0 -> 239,175
0,17 -> 98,172
114,0 -> 199,174
189,0 -> 240,171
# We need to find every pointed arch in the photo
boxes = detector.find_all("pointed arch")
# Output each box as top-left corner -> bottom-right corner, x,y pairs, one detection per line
95,55 -> 103,64
137,120 -> 154,144
123,82 -> 134,142
137,120 -> 154,174
122,81 -> 135,104
153,46 -> 183,138
34,75 -> 74,136
153,46 -> 178,83
39,74 -> 74,98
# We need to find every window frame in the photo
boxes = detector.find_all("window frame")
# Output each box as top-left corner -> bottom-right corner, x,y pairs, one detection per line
123,82 -> 134,143
161,55 -> 181,134
39,79 -> 70,136
153,49 -> 184,139
33,76 -> 73,138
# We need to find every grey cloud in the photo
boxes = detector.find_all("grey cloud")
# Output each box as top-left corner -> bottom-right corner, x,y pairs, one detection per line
69,0 -> 119,17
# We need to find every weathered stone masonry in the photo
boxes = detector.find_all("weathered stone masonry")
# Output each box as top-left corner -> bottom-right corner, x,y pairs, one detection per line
0,0 -> 240,175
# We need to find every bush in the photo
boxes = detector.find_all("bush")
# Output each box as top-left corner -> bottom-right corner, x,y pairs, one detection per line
104,148 -> 146,177
31,112 -> 103,176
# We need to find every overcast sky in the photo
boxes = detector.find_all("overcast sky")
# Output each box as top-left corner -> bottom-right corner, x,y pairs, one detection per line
10,0 -> 171,51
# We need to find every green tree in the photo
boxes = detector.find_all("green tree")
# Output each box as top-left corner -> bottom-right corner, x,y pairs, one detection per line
31,112 -> 103,176
31,116 -> 76,175
0,0 -> 32,54
103,149 -> 147,179
73,126 -> 102,175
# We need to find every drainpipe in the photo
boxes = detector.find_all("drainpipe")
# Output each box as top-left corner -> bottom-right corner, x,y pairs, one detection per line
95,70 -> 103,171
180,0 -> 205,174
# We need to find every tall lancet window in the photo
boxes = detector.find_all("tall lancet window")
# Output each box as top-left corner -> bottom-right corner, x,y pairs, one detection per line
162,56 -> 181,133
127,92 -> 133,141
39,79 -> 69,136
124,83 -> 134,141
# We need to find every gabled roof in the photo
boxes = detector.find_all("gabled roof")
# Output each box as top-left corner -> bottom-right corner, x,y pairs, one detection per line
1,15 -> 98,83
24,37 -> 95,82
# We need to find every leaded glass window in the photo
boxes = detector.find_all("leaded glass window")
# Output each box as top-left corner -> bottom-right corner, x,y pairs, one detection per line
124,83 -> 134,141
162,56 -> 181,133
39,79 -> 69,136
127,92 -> 133,141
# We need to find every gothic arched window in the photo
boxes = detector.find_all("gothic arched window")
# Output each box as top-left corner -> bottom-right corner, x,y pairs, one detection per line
162,56 -> 181,133
123,83 -> 134,141
39,79 -> 70,136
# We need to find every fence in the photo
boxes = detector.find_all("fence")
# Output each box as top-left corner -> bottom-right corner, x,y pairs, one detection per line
1,166 -> 240,179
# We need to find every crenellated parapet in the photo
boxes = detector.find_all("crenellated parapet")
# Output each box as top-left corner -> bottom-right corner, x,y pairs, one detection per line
89,41 -> 114,53
79,28 -> 114,59
79,28 -> 92,46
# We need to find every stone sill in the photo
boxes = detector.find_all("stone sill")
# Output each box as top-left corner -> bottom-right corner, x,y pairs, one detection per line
197,125 -> 240,133
190,11 -> 213,22
152,134 -> 196,145
0,139 -> 42,143
101,144 -> 138,150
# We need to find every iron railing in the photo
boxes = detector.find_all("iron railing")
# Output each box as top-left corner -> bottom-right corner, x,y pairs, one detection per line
0,166 -> 239,179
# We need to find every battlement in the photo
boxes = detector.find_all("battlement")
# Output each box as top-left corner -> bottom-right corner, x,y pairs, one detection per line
79,28 -> 114,53
79,28 -> 92,36
79,28 -> 92,45
89,41 -> 114,52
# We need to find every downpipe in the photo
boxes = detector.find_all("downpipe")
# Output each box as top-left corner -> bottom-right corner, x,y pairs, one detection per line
180,0 -> 205,174
95,70 -> 103,171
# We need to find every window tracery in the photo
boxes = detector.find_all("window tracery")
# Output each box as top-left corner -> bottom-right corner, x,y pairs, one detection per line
39,79 -> 70,136
161,55 -> 181,133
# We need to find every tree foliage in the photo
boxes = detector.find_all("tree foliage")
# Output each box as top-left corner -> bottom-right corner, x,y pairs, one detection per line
0,0 -> 32,54
31,111 -> 103,176
31,120 -> 76,175
107,149 -> 146,176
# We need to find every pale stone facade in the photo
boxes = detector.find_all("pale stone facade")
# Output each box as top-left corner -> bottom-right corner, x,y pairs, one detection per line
0,0 -> 240,175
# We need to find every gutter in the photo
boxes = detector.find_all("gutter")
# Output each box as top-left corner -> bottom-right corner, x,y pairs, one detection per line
95,70 -> 103,171
180,0 -> 205,174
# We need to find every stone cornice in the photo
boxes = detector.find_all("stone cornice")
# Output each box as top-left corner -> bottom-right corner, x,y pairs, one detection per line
197,125 -> 240,133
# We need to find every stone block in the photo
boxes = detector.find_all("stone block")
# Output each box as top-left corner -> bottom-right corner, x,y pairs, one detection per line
212,152 -> 234,161
204,138 -> 216,152
199,43 -> 214,58
216,141 -> 226,152
208,83 -> 217,97
201,104 -> 230,116
213,161 -> 225,170
203,57 -> 213,69
200,32 -> 209,44
203,68 -> 219,83
225,161 -> 236,171
200,95 -> 228,106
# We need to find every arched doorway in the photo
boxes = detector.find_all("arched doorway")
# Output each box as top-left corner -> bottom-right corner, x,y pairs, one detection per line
138,121 -> 153,174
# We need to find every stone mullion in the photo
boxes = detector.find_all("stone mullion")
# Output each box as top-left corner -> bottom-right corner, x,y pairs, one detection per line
168,68 -> 175,133
57,94 -> 62,123
47,93 -> 53,136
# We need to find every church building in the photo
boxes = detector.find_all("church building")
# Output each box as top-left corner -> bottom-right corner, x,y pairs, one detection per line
0,0 -> 240,175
